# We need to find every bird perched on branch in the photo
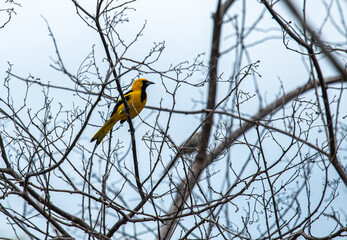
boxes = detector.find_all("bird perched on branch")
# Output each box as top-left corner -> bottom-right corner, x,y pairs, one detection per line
91,78 -> 155,145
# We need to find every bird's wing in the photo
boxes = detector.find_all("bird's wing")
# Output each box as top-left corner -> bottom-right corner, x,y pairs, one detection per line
110,90 -> 133,117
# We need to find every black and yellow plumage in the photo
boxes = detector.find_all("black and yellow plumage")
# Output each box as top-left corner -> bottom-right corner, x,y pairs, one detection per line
91,78 -> 154,145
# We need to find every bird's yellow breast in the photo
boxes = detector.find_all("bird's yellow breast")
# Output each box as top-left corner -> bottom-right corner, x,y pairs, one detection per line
117,90 -> 147,120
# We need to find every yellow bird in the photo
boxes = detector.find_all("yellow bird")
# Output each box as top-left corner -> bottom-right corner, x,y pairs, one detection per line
91,78 -> 154,145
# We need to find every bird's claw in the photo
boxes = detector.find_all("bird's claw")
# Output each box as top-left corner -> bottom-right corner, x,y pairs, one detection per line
129,129 -> 135,135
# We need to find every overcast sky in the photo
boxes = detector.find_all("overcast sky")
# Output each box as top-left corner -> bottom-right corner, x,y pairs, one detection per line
1,0 -> 346,239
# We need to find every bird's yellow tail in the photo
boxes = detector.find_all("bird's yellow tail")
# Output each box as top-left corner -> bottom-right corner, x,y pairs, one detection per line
91,118 -> 118,145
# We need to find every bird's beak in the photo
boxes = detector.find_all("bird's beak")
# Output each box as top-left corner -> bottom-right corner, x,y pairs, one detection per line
147,81 -> 155,85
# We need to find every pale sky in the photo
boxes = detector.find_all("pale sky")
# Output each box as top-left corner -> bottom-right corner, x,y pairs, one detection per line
1,0 -> 346,239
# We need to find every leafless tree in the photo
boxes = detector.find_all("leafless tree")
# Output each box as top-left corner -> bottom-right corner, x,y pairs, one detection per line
1,0 -> 346,239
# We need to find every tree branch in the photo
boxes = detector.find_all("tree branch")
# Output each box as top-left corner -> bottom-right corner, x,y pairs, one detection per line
261,0 -> 347,187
